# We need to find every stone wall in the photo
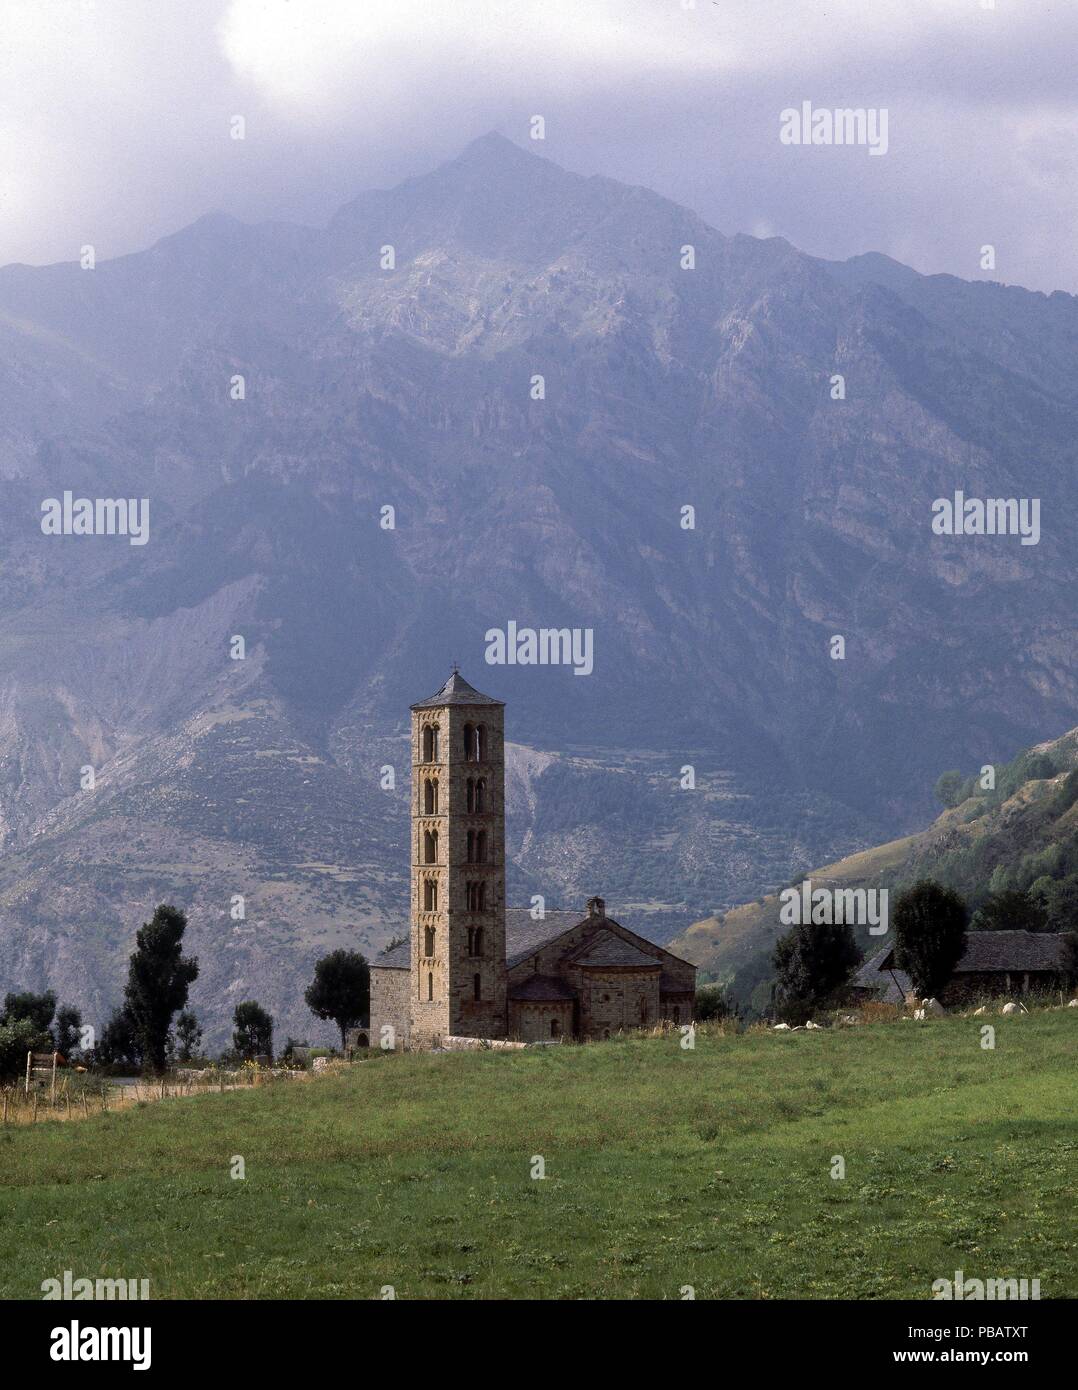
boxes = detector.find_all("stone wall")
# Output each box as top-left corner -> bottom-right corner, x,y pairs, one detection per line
941,970 -> 1062,1006
370,965 -> 410,1051
508,998 -> 574,1042
574,966 -> 661,1039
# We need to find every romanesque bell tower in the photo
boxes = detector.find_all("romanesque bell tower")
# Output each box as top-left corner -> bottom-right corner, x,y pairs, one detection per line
409,670 -> 507,1046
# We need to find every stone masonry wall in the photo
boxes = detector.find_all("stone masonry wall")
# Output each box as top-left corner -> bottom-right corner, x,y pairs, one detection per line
370,966 -> 410,1051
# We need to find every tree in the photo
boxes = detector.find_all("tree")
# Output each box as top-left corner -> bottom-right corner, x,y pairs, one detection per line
233,1001 -> 273,1060
0,1017 -> 39,1080
3,989 -> 56,1040
893,880 -> 969,998
971,889 -> 1049,934
305,950 -> 369,1050
52,1004 -> 83,1059
95,1008 -> 142,1070
1039,875 -> 1078,932
122,904 -> 199,1073
174,1010 -> 203,1063
694,983 -> 739,1022
772,918 -> 859,1024
1061,932 -> 1078,991
934,770 -> 967,808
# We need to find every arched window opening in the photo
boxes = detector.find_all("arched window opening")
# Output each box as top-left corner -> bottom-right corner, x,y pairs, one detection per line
475,725 -> 485,761
422,725 -> 440,763
466,830 -> 476,863
466,881 -> 487,912
475,778 -> 486,812
673,1006 -> 681,1024
476,830 -> 487,864
466,778 -> 475,813
474,926 -> 483,956
423,829 -> 438,864
423,879 -> 438,912
424,925 -> 435,957
427,971 -> 434,1002
550,1018 -> 560,1038
463,723 -> 475,760
639,997 -> 648,1026
423,778 -> 438,814
473,973 -> 481,1002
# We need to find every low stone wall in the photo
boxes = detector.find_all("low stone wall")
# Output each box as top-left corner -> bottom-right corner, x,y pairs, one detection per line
440,1035 -> 527,1051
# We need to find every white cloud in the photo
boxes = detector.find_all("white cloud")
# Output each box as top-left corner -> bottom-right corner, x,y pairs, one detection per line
0,0 -> 1075,291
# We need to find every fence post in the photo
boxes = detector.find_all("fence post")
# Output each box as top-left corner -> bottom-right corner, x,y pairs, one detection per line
25,1050 -> 31,1096
51,1053 -> 57,1105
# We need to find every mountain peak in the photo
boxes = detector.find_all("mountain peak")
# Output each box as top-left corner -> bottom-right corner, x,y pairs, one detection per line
453,131 -> 535,167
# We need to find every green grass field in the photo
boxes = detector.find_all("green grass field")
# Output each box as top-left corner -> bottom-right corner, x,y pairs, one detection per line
2,1013 -> 1075,1300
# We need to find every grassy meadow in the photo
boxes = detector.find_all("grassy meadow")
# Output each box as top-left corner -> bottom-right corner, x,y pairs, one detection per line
2,1012 -> 1075,1300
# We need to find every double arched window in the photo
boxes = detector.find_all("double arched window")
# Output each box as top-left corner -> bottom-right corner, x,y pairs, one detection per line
462,724 -> 485,762
466,926 -> 484,956
423,778 -> 438,814
422,725 -> 440,763
424,925 -> 436,957
466,830 -> 488,864
466,881 -> 486,912
466,778 -> 487,813
423,829 -> 438,864
423,879 -> 438,912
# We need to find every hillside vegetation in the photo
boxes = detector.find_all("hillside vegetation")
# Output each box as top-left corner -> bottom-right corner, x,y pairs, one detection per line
1,1013 -> 1075,1299
674,727 -> 1078,1010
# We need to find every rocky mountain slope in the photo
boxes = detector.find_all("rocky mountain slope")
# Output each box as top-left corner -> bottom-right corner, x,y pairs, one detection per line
673,727 -> 1078,1011
0,134 -> 1075,1043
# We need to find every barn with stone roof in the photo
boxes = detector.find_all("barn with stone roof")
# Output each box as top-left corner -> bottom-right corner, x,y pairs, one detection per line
852,931 -> 1069,1006
368,672 -> 695,1049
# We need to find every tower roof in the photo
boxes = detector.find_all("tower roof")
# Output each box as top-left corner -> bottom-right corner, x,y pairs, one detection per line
410,670 -> 504,709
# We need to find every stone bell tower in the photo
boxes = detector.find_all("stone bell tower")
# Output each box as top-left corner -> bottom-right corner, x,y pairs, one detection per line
409,670 -> 507,1047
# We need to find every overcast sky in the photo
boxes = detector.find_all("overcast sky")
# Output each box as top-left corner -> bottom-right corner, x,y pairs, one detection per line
2,0 -> 1076,292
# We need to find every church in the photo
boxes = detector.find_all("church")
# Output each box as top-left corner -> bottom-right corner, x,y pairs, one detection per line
369,671 -> 696,1048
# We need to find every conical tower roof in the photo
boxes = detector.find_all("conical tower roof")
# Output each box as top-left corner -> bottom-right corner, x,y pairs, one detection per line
410,670 -> 504,709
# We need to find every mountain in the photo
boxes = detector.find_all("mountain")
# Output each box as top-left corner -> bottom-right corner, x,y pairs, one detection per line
0,133 -> 1075,1044
672,727 -> 1078,1010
